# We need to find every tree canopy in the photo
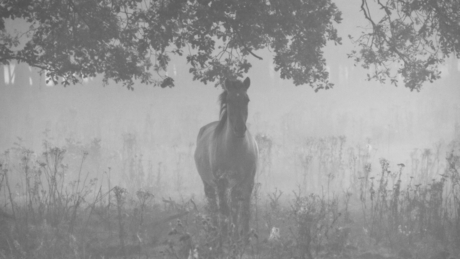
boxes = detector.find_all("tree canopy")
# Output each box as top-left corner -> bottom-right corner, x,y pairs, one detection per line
351,0 -> 460,91
1,0 -> 459,91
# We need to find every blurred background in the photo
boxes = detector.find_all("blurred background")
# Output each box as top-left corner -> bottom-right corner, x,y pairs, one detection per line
1,1 -> 459,201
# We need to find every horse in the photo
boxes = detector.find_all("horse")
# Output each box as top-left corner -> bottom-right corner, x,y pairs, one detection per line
194,77 -> 258,241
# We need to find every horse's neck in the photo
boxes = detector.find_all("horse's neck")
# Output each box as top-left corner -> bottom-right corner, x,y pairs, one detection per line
212,117 -> 256,173
216,118 -> 247,151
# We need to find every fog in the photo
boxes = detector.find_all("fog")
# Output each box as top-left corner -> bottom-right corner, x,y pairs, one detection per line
1,1 -> 459,201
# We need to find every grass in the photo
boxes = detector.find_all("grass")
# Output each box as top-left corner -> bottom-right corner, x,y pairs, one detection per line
0,136 -> 459,259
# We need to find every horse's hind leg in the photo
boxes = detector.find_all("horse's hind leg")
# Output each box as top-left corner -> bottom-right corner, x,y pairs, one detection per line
204,183 -> 218,226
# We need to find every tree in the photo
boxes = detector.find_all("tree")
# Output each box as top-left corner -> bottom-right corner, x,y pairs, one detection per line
350,0 -> 460,91
1,0 -> 458,91
1,0 -> 341,90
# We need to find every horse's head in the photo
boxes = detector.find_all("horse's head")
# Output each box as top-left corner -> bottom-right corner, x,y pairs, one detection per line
223,77 -> 251,138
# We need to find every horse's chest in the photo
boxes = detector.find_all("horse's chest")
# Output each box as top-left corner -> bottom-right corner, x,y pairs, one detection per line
212,147 -> 254,186
214,146 -> 252,169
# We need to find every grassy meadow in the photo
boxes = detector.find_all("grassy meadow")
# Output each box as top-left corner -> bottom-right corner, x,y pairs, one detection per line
0,133 -> 459,259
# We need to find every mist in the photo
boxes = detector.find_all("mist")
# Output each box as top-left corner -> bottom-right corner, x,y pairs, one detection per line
1,1 -> 459,201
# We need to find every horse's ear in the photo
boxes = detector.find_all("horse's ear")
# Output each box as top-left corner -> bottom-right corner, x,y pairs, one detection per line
243,77 -> 250,90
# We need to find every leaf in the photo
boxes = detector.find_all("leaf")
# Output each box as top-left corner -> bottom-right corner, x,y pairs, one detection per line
160,77 -> 174,88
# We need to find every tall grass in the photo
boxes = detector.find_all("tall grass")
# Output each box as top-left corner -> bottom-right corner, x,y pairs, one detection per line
0,136 -> 459,258
354,140 -> 460,258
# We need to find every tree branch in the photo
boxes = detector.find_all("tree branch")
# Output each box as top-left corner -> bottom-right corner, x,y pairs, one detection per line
360,0 -> 410,65
1,54 -> 50,71
224,15 -> 263,60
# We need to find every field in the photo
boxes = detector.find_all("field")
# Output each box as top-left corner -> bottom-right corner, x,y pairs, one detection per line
1,135 -> 459,259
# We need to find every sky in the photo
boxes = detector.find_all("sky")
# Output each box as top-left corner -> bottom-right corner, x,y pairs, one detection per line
1,0 -> 459,198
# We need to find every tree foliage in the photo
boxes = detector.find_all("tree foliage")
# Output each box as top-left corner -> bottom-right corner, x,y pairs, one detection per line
0,0 -> 341,90
350,0 -> 460,91
1,0 -> 459,91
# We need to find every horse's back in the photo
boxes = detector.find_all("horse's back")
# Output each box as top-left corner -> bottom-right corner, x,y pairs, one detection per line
196,121 -> 218,141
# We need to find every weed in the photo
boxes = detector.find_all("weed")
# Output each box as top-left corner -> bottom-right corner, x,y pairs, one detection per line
0,136 -> 459,258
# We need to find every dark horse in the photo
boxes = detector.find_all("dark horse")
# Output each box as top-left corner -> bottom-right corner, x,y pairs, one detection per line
194,77 -> 258,240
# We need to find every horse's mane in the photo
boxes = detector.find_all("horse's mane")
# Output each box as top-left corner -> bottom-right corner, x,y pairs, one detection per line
215,90 -> 227,133
219,90 -> 227,120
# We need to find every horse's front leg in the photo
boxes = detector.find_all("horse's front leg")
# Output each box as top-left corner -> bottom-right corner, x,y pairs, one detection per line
239,178 -> 254,242
230,187 -> 241,239
216,178 -> 229,237
204,183 -> 218,227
